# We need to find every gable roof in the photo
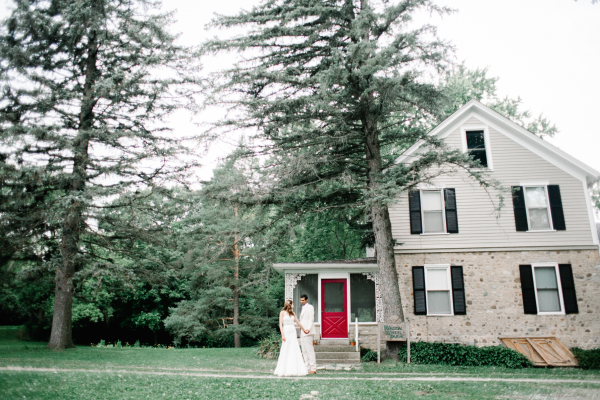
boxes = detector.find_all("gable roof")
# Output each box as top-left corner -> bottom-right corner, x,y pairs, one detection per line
395,99 -> 600,186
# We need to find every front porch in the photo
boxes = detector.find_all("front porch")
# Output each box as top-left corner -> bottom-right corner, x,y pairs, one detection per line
273,258 -> 384,350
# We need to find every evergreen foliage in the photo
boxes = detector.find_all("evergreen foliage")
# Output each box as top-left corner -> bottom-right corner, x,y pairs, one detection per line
164,161 -> 283,347
0,0 -> 201,349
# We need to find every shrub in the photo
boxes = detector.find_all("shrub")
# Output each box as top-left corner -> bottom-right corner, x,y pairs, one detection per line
361,348 -> 378,362
398,342 -> 533,369
571,347 -> 600,369
256,333 -> 281,359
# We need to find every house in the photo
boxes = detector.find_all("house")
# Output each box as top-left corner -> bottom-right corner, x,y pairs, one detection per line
274,100 -> 600,351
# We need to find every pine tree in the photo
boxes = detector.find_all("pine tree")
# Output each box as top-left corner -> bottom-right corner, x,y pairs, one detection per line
203,0 -> 494,356
0,0 -> 200,349
165,160 -> 279,347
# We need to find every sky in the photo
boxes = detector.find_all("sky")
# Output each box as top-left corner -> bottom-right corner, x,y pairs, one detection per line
1,0 -> 599,179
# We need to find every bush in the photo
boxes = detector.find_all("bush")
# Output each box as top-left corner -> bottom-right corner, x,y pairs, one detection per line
361,348 -> 378,362
398,342 -> 533,369
572,347 -> 600,369
256,333 -> 281,359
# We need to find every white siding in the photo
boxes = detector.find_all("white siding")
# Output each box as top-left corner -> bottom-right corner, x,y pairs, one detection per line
390,116 -> 595,251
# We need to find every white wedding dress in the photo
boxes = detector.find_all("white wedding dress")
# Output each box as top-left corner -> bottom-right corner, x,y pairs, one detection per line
273,314 -> 308,376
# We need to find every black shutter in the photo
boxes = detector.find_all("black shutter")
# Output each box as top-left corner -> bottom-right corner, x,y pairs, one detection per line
519,265 -> 537,315
547,185 -> 566,231
412,266 -> 427,315
559,264 -> 579,314
444,188 -> 459,234
451,266 -> 466,315
512,186 -> 528,232
409,190 -> 422,234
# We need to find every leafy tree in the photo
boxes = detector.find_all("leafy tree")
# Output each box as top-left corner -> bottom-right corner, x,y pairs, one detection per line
440,64 -> 557,138
203,0 -> 494,358
0,0 -> 200,349
278,207 -> 369,262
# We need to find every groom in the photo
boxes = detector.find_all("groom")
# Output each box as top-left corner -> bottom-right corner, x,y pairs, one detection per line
299,294 -> 317,374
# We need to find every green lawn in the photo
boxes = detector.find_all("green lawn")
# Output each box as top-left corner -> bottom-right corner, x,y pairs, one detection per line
1,334 -> 599,399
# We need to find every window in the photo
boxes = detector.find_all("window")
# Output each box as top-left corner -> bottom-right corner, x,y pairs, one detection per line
519,263 -> 578,315
533,265 -> 563,313
466,130 -> 487,167
524,186 -> 552,230
293,274 -> 319,322
421,190 -> 445,234
409,189 -> 459,234
413,265 -> 466,316
424,265 -> 453,315
512,185 -> 566,232
350,274 -> 376,322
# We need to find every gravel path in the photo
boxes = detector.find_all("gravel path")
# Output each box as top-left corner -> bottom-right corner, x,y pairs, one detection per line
2,366 -> 599,385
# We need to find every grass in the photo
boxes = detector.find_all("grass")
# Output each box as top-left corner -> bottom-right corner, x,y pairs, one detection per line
1,331 -> 599,399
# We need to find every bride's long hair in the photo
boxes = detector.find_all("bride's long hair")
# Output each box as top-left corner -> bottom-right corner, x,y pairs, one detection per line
282,300 -> 295,316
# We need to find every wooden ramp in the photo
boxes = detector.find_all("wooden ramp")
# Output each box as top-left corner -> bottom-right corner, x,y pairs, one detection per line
500,337 -> 578,367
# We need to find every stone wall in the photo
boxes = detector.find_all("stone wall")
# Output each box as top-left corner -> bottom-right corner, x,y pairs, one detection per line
390,249 -> 600,350
349,324 -> 385,350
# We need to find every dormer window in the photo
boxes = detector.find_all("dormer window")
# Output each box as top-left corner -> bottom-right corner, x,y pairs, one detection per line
461,126 -> 493,170
466,130 -> 487,167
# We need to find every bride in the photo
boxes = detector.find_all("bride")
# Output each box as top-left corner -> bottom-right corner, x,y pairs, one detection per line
273,300 -> 309,376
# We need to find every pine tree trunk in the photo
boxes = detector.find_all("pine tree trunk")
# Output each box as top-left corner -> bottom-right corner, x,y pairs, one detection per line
46,257 -> 75,349
233,286 -> 240,348
363,109 -> 404,361
47,27 -> 98,351
233,204 -> 241,348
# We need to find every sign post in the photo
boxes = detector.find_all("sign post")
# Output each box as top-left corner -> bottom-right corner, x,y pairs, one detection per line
377,322 -> 410,364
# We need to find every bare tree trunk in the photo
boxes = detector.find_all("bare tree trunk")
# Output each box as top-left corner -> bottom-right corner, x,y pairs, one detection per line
363,105 -> 404,361
47,27 -> 98,350
233,204 -> 241,348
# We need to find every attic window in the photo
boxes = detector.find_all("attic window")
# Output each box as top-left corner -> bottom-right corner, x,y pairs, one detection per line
466,130 -> 487,167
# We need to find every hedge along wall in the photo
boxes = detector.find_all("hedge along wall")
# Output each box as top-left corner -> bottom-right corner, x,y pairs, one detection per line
398,342 -> 533,369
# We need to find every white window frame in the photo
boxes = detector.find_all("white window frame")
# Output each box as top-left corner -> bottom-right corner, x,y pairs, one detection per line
531,262 -> 565,315
424,264 -> 454,316
521,183 -> 555,232
460,126 -> 494,170
419,188 -> 448,236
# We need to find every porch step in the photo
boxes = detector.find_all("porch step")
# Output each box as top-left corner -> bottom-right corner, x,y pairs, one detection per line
314,345 -> 355,352
313,340 -> 361,367
318,339 -> 350,346
315,352 -> 360,360
316,359 -> 361,365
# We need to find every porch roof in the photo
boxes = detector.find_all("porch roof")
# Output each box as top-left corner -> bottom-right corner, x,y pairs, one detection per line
273,257 -> 378,274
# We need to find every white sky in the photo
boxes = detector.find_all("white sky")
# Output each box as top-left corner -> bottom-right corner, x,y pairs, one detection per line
1,0 -> 599,180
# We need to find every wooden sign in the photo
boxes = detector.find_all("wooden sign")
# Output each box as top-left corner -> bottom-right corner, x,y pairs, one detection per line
377,322 -> 410,364
380,323 -> 408,341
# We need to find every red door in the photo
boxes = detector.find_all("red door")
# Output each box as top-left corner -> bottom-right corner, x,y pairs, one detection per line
321,279 -> 348,338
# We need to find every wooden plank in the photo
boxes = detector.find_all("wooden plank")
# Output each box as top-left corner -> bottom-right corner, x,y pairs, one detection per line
500,337 -> 547,366
525,338 -> 552,366
529,338 -> 578,367
500,337 -> 578,367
